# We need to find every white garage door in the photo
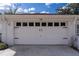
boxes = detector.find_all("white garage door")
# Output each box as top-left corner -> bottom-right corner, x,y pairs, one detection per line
14,20 -> 69,45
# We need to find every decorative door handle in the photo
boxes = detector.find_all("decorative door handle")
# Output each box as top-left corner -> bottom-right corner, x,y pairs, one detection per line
63,27 -> 68,28
14,27 -> 19,28
14,37 -> 19,39
63,37 -> 68,39
39,29 -> 43,31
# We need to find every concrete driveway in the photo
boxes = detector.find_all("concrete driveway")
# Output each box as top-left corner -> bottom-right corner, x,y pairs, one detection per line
9,45 -> 79,56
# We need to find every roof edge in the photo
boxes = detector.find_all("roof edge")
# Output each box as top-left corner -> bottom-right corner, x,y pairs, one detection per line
0,13 -> 79,15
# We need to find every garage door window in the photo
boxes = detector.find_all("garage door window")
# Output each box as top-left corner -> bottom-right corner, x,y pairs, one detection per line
35,22 -> 40,26
54,22 -> 59,26
77,24 -> 79,36
61,22 -> 66,26
16,22 -> 21,26
42,22 -> 46,26
48,22 -> 53,26
23,22 -> 27,26
29,22 -> 34,26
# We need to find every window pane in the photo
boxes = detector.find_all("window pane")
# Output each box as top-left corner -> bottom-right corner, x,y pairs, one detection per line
48,22 -> 53,26
35,22 -> 40,26
23,22 -> 27,26
77,25 -> 79,28
16,22 -> 21,26
42,22 -> 46,26
54,22 -> 59,26
77,25 -> 79,36
61,22 -> 66,26
29,22 -> 34,26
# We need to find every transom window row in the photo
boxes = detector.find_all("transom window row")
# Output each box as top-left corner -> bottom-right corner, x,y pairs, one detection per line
16,22 -> 66,27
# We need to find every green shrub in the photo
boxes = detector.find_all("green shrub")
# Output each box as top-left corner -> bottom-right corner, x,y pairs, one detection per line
0,43 -> 8,50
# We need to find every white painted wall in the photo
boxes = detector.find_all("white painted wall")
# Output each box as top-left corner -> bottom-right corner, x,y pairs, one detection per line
1,15 -> 7,44
67,20 -> 76,46
6,21 -> 14,45
0,16 -> 2,42
0,17 -> 2,33
0,15 -> 14,45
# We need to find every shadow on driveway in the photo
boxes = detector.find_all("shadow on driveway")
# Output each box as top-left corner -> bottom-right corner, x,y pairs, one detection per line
10,45 -> 79,56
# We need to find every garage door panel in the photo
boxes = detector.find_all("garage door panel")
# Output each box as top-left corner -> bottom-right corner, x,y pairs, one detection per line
14,21 -> 69,45
14,27 -> 41,44
40,27 -> 69,44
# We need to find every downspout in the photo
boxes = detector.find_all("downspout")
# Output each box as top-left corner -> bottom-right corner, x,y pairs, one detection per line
74,15 -> 77,36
